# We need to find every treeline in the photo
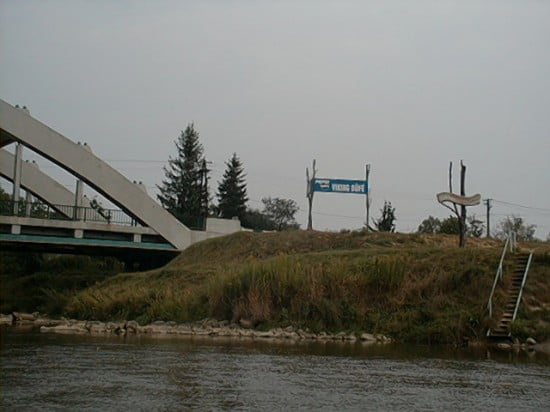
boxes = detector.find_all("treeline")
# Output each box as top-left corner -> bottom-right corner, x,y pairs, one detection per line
156,124 -> 299,231
417,214 -> 539,241
369,200 -> 543,241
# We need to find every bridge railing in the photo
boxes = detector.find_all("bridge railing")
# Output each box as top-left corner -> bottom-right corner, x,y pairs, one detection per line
0,199 -> 209,230
0,199 -> 137,226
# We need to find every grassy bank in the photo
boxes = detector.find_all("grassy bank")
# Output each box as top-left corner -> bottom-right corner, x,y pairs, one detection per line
62,231 -> 550,344
0,253 -> 123,315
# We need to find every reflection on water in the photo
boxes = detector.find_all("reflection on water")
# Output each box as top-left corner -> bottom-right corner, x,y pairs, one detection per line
1,327 -> 549,411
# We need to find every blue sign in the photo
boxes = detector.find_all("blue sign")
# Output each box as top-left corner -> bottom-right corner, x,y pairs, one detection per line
313,178 -> 368,195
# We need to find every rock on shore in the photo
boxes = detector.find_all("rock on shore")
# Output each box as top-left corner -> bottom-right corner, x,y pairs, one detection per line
3,313 -> 393,344
41,319 -> 394,343
4,313 -> 548,352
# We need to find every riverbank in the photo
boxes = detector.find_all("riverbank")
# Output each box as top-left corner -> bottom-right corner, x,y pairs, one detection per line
2,312 -> 394,343
64,231 -> 550,344
3,231 -> 549,345
3,313 -> 550,355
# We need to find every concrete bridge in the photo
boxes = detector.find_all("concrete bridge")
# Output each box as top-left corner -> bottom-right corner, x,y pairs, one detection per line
0,99 -> 240,266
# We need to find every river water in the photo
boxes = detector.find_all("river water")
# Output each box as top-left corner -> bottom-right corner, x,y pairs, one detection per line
1,327 -> 549,411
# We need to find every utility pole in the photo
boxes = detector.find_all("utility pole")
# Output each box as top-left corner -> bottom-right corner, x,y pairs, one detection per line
365,164 -> 371,231
484,198 -> 492,238
199,159 -> 210,221
306,159 -> 316,230
459,160 -> 466,248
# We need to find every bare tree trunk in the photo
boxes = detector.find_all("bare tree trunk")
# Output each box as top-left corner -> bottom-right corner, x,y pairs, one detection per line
447,160 -> 467,248
459,161 -> 467,247
448,162 -> 459,217
307,186 -> 313,230
306,160 -> 316,230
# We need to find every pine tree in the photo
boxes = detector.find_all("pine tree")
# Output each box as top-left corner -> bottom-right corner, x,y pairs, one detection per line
374,201 -> 396,232
216,153 -> 248,219
157,124 -> 209,227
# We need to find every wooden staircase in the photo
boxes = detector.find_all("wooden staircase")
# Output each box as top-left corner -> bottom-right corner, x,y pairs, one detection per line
487,252 -> 531,340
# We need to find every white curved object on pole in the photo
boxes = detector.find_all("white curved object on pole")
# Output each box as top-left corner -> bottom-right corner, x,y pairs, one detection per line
436,192 -> 481,206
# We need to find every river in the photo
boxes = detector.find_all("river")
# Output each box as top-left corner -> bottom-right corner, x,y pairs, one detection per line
1,327 -> 549,411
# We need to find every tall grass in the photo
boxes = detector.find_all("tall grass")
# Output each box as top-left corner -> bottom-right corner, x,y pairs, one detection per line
199,251 -> 494,340
65,245 -> 504,342
60,232 -> 550,343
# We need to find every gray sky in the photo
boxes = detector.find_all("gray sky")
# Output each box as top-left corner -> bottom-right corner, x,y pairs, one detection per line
1,0 -> 549,236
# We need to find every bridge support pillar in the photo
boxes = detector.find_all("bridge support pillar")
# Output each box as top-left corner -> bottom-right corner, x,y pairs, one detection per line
133,233 -> 142,243
25,191 -> 33,216
12,143 -> 23,214
74,179 -> 84,220
11,224 -> 21,235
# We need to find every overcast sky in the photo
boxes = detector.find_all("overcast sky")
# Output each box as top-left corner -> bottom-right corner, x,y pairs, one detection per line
1,0 -> 549,236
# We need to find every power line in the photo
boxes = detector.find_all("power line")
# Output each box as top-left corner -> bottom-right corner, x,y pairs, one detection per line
14,155 -> 550,206
13,168 -> 550,218
492,199 -> 550,213
250,197 -> 424,223
8,153 -> 550,229
105,159 -> 166,163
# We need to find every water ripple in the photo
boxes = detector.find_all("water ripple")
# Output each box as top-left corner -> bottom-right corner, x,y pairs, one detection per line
1,329 -> 549,411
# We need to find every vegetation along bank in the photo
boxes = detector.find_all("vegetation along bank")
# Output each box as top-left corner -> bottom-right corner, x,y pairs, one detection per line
2,231 -> 549,345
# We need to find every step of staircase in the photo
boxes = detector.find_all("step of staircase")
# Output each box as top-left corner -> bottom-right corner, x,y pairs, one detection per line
487,252 -> 532,341
487,330 -> 512,341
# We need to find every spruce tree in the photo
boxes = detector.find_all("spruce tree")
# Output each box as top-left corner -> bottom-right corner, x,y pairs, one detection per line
157,124 -> 209,227
374,201 -> 396,232
216,153 -> 248,219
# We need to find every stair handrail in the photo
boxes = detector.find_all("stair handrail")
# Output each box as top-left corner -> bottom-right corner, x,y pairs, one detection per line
509,231 -> 517,253
512,252 -> 533,322
487,235 -> 511,318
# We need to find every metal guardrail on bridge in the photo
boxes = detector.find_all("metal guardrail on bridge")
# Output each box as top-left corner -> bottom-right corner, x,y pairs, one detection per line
0,199 -> 207,230
0,199 -> 136,226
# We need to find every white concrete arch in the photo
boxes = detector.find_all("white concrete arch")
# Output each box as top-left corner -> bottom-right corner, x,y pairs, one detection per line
0,99 -> 191,249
